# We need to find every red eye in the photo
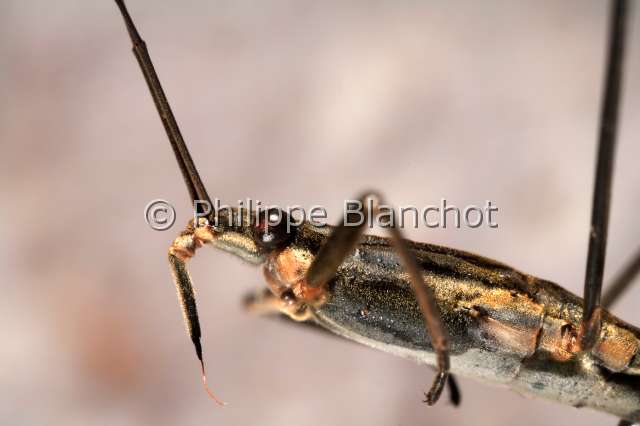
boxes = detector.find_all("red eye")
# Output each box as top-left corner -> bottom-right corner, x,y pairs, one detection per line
254,208 -> 295,249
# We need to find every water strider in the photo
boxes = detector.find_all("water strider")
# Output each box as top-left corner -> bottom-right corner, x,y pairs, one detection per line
113,0 -> 639,423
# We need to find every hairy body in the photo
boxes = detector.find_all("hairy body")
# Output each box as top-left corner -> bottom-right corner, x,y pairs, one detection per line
252,222 -> 640,421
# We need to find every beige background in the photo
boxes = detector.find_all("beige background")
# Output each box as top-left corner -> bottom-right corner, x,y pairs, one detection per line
1,1 -> 639,425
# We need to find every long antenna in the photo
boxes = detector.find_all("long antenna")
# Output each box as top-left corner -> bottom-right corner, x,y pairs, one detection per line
114,0 -> 212,213
114,0 -> 223,406
580,0 -> 629,350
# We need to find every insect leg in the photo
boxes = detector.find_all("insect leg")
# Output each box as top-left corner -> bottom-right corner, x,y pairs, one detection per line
243,287 -> 461,406
579,0 -> 629,351
305,191 -> 450,405
243,288 -> 286,316
602,248 -> 640,309
446,374 -> 461,407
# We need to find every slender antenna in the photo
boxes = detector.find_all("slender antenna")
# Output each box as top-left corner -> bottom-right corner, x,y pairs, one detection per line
114,0 -> 212,214
580,0 -> 629,350
115,0 -> 223,405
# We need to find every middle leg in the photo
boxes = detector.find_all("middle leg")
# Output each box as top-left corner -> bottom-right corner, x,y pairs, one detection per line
305,191 -> 451,405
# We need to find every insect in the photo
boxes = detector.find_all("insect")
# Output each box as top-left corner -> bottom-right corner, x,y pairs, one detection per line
113,0 -> 639,424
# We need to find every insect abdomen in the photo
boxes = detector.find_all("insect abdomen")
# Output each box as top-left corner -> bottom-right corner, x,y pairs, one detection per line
312,235 -> 640,421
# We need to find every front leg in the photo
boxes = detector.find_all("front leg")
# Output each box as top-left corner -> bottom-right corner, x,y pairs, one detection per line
242,286 -> 461,407
243,286 -> 311,321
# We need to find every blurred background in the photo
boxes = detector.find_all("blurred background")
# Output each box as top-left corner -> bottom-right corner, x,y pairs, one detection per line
1,1 -> 639,425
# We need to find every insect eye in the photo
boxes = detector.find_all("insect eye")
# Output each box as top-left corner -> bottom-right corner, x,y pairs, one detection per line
254,208 -> 295,249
